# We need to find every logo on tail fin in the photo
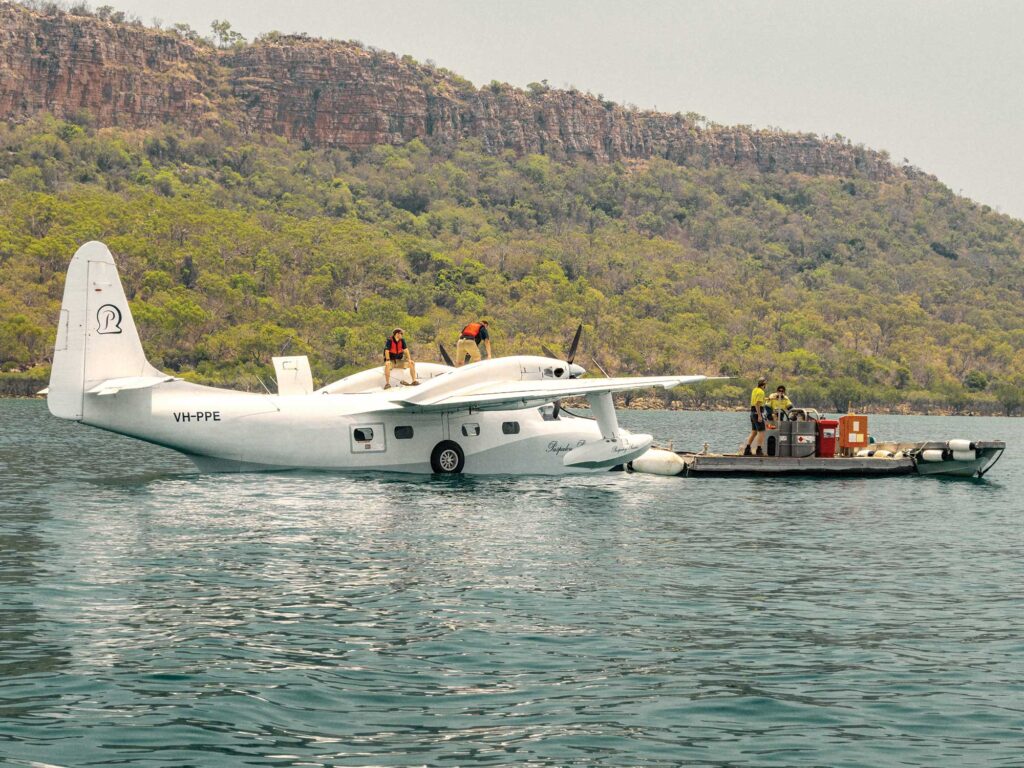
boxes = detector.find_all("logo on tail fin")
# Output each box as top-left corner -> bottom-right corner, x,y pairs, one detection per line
96,304 -> 123,334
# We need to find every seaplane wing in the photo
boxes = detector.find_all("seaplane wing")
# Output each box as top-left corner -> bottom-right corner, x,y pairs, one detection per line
394,375 -> 708,412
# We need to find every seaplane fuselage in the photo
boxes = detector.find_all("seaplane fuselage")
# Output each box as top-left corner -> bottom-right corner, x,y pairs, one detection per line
80,378 -> 626,474
47,243 -> 709,475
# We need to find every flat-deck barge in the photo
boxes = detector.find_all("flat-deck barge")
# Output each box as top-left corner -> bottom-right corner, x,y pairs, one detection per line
629,440 -> 1005,479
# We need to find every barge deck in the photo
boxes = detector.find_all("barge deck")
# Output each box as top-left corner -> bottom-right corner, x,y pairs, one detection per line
629,440 -> 1005,479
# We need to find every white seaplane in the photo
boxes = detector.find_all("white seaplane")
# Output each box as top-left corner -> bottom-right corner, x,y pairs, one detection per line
46,242 -> 710,475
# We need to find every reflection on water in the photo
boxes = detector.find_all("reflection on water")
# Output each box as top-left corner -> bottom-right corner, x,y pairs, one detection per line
0,400 -> 1022,766
0,500 -> 71,718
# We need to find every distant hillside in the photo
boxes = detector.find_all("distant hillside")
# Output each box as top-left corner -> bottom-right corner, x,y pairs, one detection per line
2,2 -> 903,178
1,1 -> 1024,415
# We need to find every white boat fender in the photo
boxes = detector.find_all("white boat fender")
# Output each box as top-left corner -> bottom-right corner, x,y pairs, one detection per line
630,448 -> 686,476
855,448 -> 872,457
948,439 -> 976,452
892,451 -> 904,459
951,450 -> 977,462
874,450 -> 893,458
920,449 -> 945,463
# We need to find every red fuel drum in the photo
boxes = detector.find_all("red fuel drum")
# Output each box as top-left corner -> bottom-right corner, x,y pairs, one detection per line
816,419 -> 839,457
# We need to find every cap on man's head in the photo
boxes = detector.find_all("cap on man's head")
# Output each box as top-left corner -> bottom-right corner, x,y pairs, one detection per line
757,376 -> 767,385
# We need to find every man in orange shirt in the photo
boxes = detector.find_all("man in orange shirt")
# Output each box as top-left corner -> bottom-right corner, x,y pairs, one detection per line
454,320 -> 492,366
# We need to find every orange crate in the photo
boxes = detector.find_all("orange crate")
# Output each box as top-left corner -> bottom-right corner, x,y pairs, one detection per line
839,414 -> 868,449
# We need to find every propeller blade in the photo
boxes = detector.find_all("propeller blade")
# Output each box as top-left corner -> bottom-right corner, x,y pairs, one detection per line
567,324 -> 583,363
541,344 -> 560,360
439,343 -> 454,367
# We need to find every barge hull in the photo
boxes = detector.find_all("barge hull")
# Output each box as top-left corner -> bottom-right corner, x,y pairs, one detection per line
680,454 -> 916,477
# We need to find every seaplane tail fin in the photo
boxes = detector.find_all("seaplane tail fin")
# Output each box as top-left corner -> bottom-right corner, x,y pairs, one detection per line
48,241 -> 163,420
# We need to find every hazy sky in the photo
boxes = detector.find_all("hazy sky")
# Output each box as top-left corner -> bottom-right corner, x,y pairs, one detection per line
109,0 -> 1024,220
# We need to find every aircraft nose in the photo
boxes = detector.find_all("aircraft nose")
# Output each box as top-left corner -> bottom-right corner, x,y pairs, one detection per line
569,363 -> 587,378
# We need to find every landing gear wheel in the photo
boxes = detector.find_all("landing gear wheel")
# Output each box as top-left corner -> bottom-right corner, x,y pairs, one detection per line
430,440 -> 465,474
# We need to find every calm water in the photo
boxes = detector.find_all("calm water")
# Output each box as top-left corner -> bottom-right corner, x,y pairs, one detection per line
1,400 -> 1022,767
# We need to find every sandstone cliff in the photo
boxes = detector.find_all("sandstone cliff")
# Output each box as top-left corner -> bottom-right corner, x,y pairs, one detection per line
0,2 -> 906,181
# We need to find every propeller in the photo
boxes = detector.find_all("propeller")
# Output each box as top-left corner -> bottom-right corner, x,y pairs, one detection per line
566,324 -> 582,364
439,343 -> 454,367
543,324 -> 583,367
543,324 -> 585,419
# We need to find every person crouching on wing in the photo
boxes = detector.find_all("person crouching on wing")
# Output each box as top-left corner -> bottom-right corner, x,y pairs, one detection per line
455,320 -> 491,366
742,376 -> 769,456
768,385 -> 793,421
383,328 -> 420,389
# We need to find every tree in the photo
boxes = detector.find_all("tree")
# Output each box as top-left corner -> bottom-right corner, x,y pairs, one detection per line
994,379 -> 1024,417
210,20 -> 245,48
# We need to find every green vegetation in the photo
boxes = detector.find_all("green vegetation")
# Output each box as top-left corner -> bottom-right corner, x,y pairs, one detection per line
2,115 -> 1024,413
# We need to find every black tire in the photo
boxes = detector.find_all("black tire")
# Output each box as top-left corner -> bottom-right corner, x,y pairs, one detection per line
430,440 -> 465,474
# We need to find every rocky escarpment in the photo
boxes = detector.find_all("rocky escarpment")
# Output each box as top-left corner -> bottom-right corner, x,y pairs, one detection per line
0,2 -> 906,181
0,3 -> 224,129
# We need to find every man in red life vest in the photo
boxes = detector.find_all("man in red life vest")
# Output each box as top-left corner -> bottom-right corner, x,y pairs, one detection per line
383,328 -> 420,389
455,320 -> 491,366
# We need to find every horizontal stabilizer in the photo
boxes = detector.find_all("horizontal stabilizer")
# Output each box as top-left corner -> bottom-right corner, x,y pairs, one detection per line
86,375 -> 177,396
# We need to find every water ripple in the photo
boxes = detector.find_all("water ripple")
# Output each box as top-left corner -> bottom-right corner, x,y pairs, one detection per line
1,401 -> 1022,766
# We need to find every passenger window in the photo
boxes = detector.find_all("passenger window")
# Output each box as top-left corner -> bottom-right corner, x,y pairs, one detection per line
502,421 -> 520,435
461,423 -> 480,437
354,427 -> 374,442
394,426 -> 414,439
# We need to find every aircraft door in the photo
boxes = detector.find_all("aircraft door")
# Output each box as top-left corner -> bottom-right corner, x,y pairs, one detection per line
350,423 -> 386,453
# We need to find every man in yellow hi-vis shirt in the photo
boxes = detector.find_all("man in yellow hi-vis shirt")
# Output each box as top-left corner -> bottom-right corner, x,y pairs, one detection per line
768,385 -> 793,421
742,376 -> 768,456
